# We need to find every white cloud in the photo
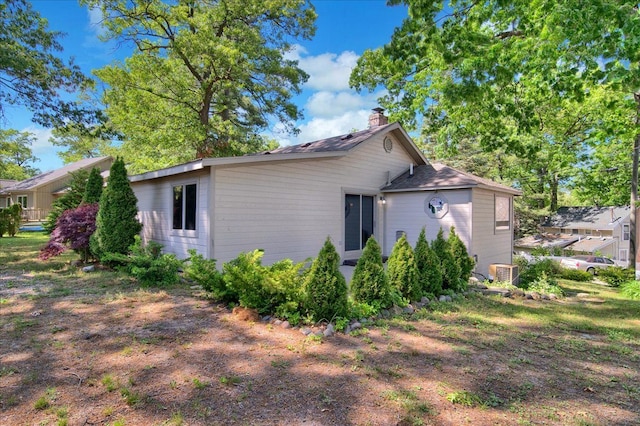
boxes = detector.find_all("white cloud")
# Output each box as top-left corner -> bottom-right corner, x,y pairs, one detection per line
305,90 -> 386,118
87,7 -> 107,38
288,45 -> 359,91
21,126 -> 63,172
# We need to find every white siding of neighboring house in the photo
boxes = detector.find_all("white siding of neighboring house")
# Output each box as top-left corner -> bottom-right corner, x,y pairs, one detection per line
383,189 -> 472,257
471,188 -> 515,277
133,168 -> 210,260
210,132 -> 415,265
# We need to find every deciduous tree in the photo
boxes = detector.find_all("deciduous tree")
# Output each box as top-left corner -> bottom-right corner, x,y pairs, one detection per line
83,0 -> 316,173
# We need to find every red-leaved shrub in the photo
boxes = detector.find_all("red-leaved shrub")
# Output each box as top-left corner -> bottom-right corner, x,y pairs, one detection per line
40,203 -> 99,262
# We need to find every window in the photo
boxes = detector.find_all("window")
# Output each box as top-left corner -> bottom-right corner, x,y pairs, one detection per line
585,229 -> 592,235
623,224 -> 630,241
17,195 -> 27,209
495,195 -> 511,230
172,184 -> 197,231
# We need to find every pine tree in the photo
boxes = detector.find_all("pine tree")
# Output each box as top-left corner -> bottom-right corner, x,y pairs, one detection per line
387,233 -> 420,302
350,236 -> 392,308
432,228 -> 462,293
448,226 -> 475,291
82,167 -> 104,204
415,227 -> 443,296
43,169 -> 89,234
304,237 -> 349,322
91,157 -> 142,259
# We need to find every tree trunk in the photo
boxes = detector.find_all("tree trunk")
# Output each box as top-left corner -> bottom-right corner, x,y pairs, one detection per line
630,92 -> 640,276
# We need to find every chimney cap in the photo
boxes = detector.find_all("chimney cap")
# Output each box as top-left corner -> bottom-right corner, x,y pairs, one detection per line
372,107 -> 384,113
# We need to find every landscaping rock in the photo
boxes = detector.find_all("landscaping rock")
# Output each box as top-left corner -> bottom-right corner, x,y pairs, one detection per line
324,323 -> 335,338
300,327 -> 313,336
350,321 -> 362,331
82,265 -> 95,273
511,289 -> 525,297
420,296 -> 431,304
549,293 -> 558,300
280,320 -> 291,329
402,305 -> 415,314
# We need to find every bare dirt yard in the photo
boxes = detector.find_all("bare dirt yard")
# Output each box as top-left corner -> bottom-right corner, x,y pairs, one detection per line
1,234 -> 640,426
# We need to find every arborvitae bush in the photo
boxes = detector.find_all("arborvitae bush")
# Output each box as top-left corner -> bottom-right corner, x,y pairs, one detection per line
448,226 -> 474,291
83,167 -> 104,204
350,236 -> 392,309
387,233 -> 421,302
305,237 -> 349,322
43,169 -> 89,234
91,157 -> 142,260
432,228 -> 462,293
415,227 -> 443,296
0,204 -> 22,237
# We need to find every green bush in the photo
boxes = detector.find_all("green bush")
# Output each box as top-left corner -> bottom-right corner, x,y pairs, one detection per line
0,204 -> 22,237
83,167 -> 104,204
432,228 -> 462,292
184,249 -> 230,301
387,234 -> 421,302
103,237 -> 183,286
350,236 -> 392,309
448,226 -> 474,291
525,272 -> 564,297
559,268 -> 593,282
519,258 -> 562,286
304,237 -> 349,322
621,281 -> 640,300
415,227 -> 443,296
91,157 -> 142,260
223,249 -> 306,315
597,266 -> 635,287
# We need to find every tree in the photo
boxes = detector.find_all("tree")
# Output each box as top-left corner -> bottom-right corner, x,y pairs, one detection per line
0,0 -> 93,127
304,237 -> 348,322
91,157 -> 142,259
0,129 -> 40,180
0,204 -> 22,237
350,236 -> 392,309
83,0 -> 316,173
414,227 -> 442,296
40,203 -> 99,262
43,169 -> 90,234
387,233 -> 420,302
351,1 -> 640,248
83,167 -> 104,204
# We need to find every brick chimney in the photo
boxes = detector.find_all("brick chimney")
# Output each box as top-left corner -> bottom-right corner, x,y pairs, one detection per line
368,107 -> 388,128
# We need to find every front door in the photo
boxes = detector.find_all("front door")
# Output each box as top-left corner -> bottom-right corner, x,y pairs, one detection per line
345,194 -> 374,257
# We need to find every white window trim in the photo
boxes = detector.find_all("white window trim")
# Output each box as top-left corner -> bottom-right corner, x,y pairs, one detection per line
17,195 -> 28,209
171,181 -> 198,237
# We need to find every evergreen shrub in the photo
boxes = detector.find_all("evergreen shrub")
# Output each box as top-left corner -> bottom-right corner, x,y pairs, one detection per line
432,228 -> 462,292
91,157 -> 142,260
0,204 -> 22,237
350,236 -> 392,309
185,249 -> 230,301
597,266 -> 635,287
415,227 -> 443,296
43,169 -> 89,234
304,237 -> 349,322
387,233 -> 420,302
448,226 -> 474,290
83,167 -> 104,204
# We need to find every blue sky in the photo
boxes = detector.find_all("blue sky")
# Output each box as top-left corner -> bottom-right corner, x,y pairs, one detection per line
6,0 -> 408,172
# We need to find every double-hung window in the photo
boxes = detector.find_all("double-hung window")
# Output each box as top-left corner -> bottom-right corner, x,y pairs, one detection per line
172,184 -> 197,231
17,195 -> 27,209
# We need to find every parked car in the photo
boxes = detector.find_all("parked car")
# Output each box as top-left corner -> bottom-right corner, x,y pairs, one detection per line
560,255 -> 616,274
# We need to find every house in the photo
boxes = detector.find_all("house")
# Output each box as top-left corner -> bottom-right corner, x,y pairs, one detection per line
0,156 -> 113,222
129,110 -> 521,278
514,206 -> 631,263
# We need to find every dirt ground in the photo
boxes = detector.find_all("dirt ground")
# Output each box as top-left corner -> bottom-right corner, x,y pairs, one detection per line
1,268 -> 640,426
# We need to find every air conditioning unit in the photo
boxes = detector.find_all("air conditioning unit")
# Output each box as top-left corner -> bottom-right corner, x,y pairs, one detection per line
489,264 -> 520,285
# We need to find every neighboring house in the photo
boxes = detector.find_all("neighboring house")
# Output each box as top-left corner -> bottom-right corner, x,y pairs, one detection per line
515,206 -> 631,263
129,110 -> 521,278
0,179 -> 17,214
0,156 -> 113,222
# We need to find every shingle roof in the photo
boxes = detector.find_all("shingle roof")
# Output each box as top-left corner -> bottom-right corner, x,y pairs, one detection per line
382,163 -> 521,194
0,179 -> 17,189
543,206 -> 631,230
0,156 -> 112,193
259,123 -> 395,155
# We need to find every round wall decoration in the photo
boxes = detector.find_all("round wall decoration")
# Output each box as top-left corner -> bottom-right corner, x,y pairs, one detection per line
383,136 -> 393,153
425,195 -> 449,219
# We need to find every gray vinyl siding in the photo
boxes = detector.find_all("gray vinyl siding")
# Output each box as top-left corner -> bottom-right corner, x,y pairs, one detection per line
383,189 -> 472,255
133,169 -> 210,260
471,188 -> 514,276
211,132 -> 414,265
